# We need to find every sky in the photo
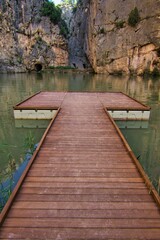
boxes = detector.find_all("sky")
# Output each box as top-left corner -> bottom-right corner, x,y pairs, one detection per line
52,0 -> 62,5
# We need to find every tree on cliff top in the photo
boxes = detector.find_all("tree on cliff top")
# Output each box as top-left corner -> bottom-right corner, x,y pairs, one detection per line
41,0 -> 69,37
61,0 -> 77,6
41,0 -> 62,24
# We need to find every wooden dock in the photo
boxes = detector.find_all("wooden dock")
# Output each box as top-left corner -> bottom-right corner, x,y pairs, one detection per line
0,92 -> 160,239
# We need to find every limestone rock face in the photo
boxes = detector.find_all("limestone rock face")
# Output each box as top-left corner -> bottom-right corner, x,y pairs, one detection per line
0,0 -> 68,72
70,0 -> 160,74
69,0 -> 91,69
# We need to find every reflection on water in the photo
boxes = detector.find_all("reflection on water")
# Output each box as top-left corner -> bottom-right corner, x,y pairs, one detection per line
116,120 -> 149,129
0,72 -> 160,189
14,119 -> 50,129
118,122 -> 160,190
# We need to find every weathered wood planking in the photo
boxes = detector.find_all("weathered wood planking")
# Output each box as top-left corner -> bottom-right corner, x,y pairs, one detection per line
13,91 -> 150,120
14,92 -> 66,109
0,92 -> 160,240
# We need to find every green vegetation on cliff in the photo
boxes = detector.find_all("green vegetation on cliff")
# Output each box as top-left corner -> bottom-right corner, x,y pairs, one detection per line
128,7 -> 141,27
61,0 -> 77,6
41,1 -> 61,24
41,0 -> 69,37
58,0 -> 78,14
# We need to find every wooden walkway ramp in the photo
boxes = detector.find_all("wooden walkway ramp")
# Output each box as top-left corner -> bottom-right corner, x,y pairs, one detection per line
0,92 -> 160,239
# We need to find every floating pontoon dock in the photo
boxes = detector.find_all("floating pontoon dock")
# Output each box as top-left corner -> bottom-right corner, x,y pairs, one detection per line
0,92 -> 160,240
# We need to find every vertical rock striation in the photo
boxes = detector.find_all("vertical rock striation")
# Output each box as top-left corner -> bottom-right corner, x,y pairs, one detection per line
1,0 -> 160,74
69,0 -> 160,75
0,0 -> 68,72
69,0 -> 91,69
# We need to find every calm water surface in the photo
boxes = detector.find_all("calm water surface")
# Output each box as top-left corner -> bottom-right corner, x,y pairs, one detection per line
0,72 -> 160,190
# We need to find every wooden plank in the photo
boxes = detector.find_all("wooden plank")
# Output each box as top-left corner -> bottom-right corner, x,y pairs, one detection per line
13,91 -> 41,109
22,182 -> 146,189
14,91 -> 66,110
11,201 -> 158,210
104,108 -> 160,208
15,193 -> 153,202
1,228 -> 160,240
30,163 -> 136,169
28,170 -> 140,177
19,187 -> 150,195
1,91 -> 160,240
30,158 -> 134,163
36,152 -> 131,157
7,209 -> 160,219
97,92 -> 151,110
0,108 -> 61,225
25,176 -> 144,183
28,167 -> 138,173
3,218 -> 160,228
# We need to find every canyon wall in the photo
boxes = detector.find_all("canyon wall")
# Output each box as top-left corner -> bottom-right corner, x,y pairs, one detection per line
69,0 -> 160,75
0,0 -> 160,74
0,0 -> 68,72
69,0 -> 91,69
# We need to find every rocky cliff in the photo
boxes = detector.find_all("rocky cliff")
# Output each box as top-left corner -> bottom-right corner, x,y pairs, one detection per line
1,0 -> 160,75
69,0 -> 160,75
69,0 -> 91,69
0,0 -> 68,72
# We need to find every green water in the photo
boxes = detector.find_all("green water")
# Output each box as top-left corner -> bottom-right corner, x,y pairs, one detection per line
0,72 -> 160,190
